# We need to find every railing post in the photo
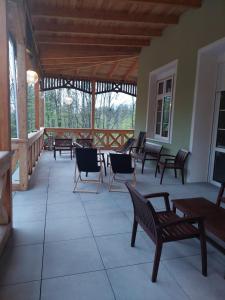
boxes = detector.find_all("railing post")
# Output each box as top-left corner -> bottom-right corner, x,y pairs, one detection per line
40,92 -> 45,127
16,1 -> 29,190
0,0 -> 12,248
35,80 -> 40,130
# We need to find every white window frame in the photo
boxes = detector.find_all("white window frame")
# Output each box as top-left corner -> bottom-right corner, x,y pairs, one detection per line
146,60 -> 177,144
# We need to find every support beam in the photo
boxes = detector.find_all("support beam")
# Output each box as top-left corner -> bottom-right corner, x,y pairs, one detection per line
31,6 -> 179,25
37,35 -> 150,47
34,21 -> 162,38
108,62 -> 120,79
39,93 -> 45,128
91,81 -> 96,130
39,45 -> 141,59
0,0 -> 11,151
128,0 -> 201,7
123,60 -> 138,80
35,80 -> 40,130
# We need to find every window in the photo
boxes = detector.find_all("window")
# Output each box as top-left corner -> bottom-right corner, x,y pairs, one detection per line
155,76 -> 173,140
147,60 -> 177,143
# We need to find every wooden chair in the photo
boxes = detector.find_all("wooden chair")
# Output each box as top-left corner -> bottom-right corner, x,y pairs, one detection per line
131,131 -> 146,156
73,148 -> 103,193
53,138 -> 73,160
216,182 -> 225,207
157,149 -> 190,184
132,142 -> 163,175
126,182 -> 207,282
109,153 -> 136,192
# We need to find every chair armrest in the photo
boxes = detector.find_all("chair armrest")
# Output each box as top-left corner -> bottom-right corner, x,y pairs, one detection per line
73,142 -> 83,148
160,154 -> 175,158
144,192 -> 170,211
160,216 -> 204,229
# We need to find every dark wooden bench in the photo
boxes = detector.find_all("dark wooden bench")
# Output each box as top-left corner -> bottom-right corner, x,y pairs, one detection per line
172,183 -> 225,250
53,138 -> 73,160
131,142 -> 163,175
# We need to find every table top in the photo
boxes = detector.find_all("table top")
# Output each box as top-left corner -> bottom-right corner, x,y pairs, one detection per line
172,197 -> 225,242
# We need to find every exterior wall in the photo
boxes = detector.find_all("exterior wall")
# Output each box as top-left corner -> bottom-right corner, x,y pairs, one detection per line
136,0 -> 225,153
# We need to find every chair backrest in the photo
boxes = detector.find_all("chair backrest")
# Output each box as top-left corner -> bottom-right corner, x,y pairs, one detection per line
216,182 -> 225,207
54,138 -> 72,147
76,138 -> 94,148
120,138 -> 136,153
110,153 -> 133,173
144,142 -> 163,158
126,182 -> 159,241
175,149 -> 190,167
75,148 -> 99,172
134,131 -> 146,153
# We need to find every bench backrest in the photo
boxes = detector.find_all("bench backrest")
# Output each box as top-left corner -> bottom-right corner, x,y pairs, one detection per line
175,149 -> 190,167
144,142 -> 163,158
216,182 -> 225,207
126,182 -> 160,242
54,138 -> 72,147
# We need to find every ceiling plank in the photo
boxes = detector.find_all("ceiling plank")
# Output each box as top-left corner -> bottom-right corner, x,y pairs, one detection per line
31,6 -> 179,25
128,0 -> 201,7
37,35 -> 150,47
39,45 -> 141,59
123,60 -> 138,80
107,62 -> 120,79
33,21 -> 162,37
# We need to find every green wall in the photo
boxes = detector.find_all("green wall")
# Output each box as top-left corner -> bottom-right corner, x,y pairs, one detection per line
136,0 -> 225,153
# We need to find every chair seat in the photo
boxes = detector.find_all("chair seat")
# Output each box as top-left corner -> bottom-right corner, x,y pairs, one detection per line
114,167 -> 134,174
54,146 -> 72,150
157,211 -> 199,241
158,162 -> 181,168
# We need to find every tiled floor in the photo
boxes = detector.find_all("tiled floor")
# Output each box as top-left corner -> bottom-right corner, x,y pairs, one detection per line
0,151 -> 225,300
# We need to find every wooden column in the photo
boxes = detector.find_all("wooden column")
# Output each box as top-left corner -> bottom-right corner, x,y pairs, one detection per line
16,1 -> 29,190
39,93 -> 45,128
35,80 -> 40,130
91,80 -> 96,130
0,0 -> 12,236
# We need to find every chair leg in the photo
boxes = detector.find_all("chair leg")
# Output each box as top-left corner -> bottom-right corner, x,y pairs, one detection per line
199,234 -> 207,277
181,168 -> 185,184
131,219 -> 138,247
54,150 -> 56,160
141,160 -> 145,174
102,156 -> 107,176
160,166 -> 166,184
152,242 -> 163,282
174,168 -> 177,178
155,163 -> 159,177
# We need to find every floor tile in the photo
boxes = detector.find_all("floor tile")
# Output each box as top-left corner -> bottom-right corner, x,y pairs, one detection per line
88,211 -> 132,236
107,263 -> 190,300
84,198 -> 121,216
96,233 -> 155,268
41,271 -> 114,300
46,201 -> 85,219
13,204 -> 46,223
0,281 -> 40,300
45,216 -> 92,242
47,191 -> 80,204
0,244 -> 42,285
164,254 -> 225,300
43,238 -> 104,278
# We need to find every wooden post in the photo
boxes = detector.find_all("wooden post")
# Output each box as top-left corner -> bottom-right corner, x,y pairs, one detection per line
91,80 -> 96,130
35,80 -> 40,130
39,92 -> 45,127
16,1 -> 29,190
0,0 -> 12,227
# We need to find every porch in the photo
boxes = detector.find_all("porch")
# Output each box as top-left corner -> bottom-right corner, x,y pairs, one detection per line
0,152 -> 224,299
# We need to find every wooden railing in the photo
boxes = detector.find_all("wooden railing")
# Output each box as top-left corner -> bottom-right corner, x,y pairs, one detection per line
44,128 -> 134,150
0,151 -> 12,255
11,129 -> 44,190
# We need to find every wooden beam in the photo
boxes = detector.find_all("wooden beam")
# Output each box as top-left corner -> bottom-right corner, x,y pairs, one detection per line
31,6 -> 179,25
41,55 -> 135,64
91,80 -> 96,129
39,45 -> 141,59
123,60 -> 138,80
35,80 -> 40,130
37,35 -> 150,47
39,93 -> 45,128
33,21 -> 162,37
0,0 -> 11,150
128,0 -> 201,7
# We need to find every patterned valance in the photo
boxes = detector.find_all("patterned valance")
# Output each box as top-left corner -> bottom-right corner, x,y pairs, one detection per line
40,76 -> 137,97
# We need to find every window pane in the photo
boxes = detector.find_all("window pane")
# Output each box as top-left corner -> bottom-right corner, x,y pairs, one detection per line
158,82 -> 164,95
155,99 -> 162,135
166,79 -> 172,93
161,96 -> 171,137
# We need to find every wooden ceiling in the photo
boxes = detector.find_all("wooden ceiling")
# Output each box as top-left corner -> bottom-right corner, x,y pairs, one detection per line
26,0 -> 202,83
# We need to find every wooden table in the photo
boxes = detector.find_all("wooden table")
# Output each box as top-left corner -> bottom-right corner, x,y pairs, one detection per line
172,197 -> 225,243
